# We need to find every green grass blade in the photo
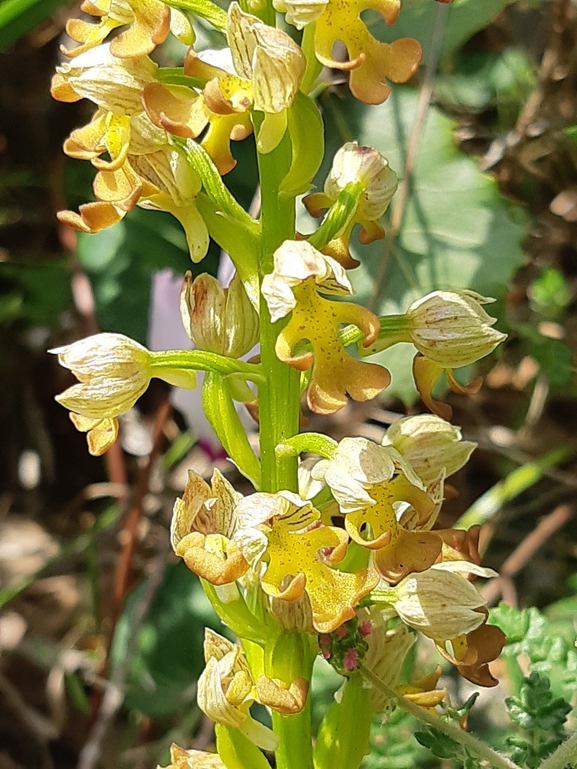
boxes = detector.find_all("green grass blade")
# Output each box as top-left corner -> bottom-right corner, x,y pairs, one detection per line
455,446 -> 572,530
0,0 -> 70,50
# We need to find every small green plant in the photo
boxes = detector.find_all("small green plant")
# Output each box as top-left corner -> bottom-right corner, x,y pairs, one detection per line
505,672 -> 572,769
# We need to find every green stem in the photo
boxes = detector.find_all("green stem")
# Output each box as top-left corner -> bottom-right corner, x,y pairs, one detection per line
150,349 -> 263,383
539,732 -> 577,769
255,122 -> 300,494
267,633 -> 315,769
196,194 -> 260,307
202,372 -> 261,488
254,108 -> 310,768
276,433 -> 337,460
202,581 -> 270,645
308,182 -> 363,252
313,673 -> 372,769
216,724 -> 273,769
300,23 -> 323,96
165,0 -> 227,31
339,314 -> 412,353
175,138 -> 260,235
157,68 -> 206,90
360,666 -> 522,769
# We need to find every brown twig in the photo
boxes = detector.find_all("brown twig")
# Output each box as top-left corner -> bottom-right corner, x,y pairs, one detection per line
76,541 -> 171,769
110,397 -> 172,629
482,503 -> 575,606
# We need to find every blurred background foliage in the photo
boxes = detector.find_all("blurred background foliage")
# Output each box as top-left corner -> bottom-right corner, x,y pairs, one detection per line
0,0 -> 576,767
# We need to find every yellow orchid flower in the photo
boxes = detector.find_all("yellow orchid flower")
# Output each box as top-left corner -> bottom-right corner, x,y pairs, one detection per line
275,0 -> 422,104
52,45 -> 210,260
262,241 -> 390,414
236,490 -> 379,633
314,436 -> 442,583
62,0 -> 193,60
171,469 -> 250,586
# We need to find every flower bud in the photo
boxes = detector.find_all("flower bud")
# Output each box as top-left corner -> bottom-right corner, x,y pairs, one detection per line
51,333 -> 153,419
51,332 -> 196,422
407,290 -> 507,368
325,142 -> 398,222
180,271 -> 259,357
227,3 -> 305,114
383,414 -> 476,486
388,563 -> 495,641
51,43 -> 158,114
273,0 -> 329,29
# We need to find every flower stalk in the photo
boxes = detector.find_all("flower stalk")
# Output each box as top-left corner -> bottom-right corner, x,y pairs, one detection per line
49,2 -> 511,768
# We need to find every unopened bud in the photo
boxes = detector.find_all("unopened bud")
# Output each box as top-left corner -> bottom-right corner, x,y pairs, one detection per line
388,564 -> 495,641
180,271 -> 259,357
407,290 -> 507,368
325,142 -> 397,222
273,0 -> 329,29
51,333 -> 153,418
383,414 -> 476,486
51,332 -> 196,420
227,3 -> 305,114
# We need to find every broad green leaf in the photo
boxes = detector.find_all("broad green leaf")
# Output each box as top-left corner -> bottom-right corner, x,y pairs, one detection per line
315,87 -> 525,402
0,260 -> 72,327
435,48 -> 537,125
0,0 -> 69,50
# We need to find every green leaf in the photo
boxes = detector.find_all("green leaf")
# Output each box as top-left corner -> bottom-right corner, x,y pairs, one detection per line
490,604 -> 577,704
165,0 -> 227,32
314,86 -> 525,403
0,0 -> 69,50
435,48 -> 537,125
366,708 -> 428,769
0,260 -> 72,328
280,92 -> 325,198
529,267 -> 571,319
505,673 -> 571,768
529,336 -> 573,387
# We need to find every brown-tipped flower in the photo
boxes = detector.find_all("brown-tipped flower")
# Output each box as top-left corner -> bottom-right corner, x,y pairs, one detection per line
407,290 -> 507,369
325,142 -> 398,224
382,413 -> 476,487
51,332 -> 196,455
388,563 -> 497,641
180,271 -> 259,358
157,743 -> 226,769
